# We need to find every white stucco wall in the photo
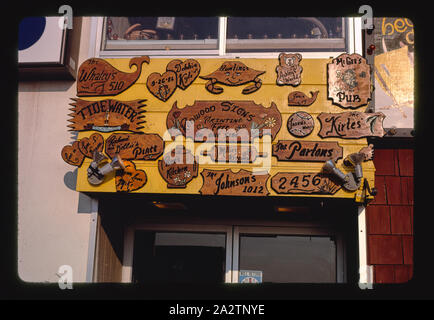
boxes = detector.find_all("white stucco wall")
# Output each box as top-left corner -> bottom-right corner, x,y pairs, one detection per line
18,18 -> 95,283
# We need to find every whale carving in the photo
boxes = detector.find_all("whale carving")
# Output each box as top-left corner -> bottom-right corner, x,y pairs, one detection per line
287,90 -> 319,106
77,56 -> 150,97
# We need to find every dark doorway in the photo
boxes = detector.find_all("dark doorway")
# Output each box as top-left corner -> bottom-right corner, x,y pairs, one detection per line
132,231 -> 226,284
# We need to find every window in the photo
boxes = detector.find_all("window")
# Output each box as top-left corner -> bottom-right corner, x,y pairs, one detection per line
103,17 -> 219,52
238,234 -> 336,283
99,17 -> 347,56
132,231 -> 227,284
226,17 -> 345,53
123,223 -> 345,284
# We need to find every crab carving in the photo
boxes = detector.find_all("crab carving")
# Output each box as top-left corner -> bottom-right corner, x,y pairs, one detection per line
200,61 -> 265,94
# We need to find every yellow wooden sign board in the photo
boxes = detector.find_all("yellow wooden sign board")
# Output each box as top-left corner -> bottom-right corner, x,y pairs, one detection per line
73,57 -> 376,200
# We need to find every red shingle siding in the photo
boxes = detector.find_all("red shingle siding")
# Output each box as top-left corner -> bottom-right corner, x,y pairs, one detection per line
366,205 -> 390,234
390,206 -> 412,235
368,235 -> 403,264
367,147 -> 413,284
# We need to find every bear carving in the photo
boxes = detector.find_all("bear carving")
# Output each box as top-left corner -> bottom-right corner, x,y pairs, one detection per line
276,53 -> 303,86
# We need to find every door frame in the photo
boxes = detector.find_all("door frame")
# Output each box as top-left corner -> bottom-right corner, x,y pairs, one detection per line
122,219 -> 346,284
122,223 -> 233,283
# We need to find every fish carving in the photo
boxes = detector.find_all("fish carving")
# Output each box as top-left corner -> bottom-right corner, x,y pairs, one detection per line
287,90 -> 319,106
77,56 -> 150,97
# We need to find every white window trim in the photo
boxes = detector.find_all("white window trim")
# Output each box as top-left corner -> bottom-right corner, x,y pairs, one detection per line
85,197 -> 99,282
122,223 -> 233,283
92,17 -> 353,59
358,205 -> 373,289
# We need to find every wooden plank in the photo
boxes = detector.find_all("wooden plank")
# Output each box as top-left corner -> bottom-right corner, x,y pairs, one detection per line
401,235 -> 413,265
104,57 -> 329,85
385,176 -> 403,205
366,205 -> 391,235
398,149 -> 414,177
77,56 -> 149,97
394,265 -> 412,283
401,176 -> 414,205
373,149 -> 398,176
73,57 -> 377,199
374,265 -> 395,283
95,212 -> 123,282
390,206 -> 412,235
368,235 -> 403,265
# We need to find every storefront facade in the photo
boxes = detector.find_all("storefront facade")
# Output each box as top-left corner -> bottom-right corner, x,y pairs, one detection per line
17,16 -> 414,287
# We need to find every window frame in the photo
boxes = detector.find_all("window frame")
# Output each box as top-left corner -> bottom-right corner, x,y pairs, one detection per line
122,223 -> 234,283
232,226 -> 346,283
92,17 -> 361,59
122,221 -> 346,284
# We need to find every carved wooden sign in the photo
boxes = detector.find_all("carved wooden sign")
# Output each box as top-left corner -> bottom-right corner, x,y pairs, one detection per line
287,91 -> 319,106
199,169 -> 270,196
317,111 -> 386,139
276,53 -> 303,86
68,99 -> 146,132
158,147 -> 199,188
271,172 -> 341,195
105,133 -> 164,160
61,133 -> 104,167
115,160 -> 147,192
61,141 -> 85,167
77,56 -> 150,97
147,59 -> 201,102
200,61 -> 265,94
287,111 -> 315,137
77,133 -> 104,158
202,145 -> 266,163
166,59 -> 201,90
327,53 -> 371,109
272,140 -> 343,162
146,70 -> 177,102
167,100 -> 282,141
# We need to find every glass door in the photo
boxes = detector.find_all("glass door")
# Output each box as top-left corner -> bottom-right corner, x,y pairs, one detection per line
122,224 -> 233,283
123,224 -> 345,283
232,226 -> 345,283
